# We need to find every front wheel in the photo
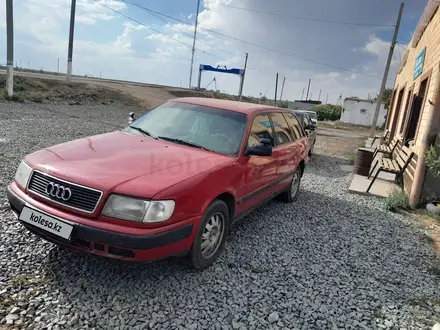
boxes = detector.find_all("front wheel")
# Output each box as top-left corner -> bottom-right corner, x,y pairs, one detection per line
189,199 -> 229,269
278,167 -> 302,203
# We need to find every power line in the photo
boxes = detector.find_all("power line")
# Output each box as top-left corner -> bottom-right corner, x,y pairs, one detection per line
120,1 -> 384,79
120,0 -> 237,57
203,0 -> 395,28
93,0 -> 270,77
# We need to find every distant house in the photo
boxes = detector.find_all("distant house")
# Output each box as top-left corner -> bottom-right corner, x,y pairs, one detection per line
287,100 -> 321,110
340,98 -> 386,127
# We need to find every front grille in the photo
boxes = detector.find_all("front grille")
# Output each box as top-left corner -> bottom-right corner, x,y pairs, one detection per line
27,171 -> 103,213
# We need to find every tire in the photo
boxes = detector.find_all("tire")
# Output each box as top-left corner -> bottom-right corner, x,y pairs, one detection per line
278,166 -> 302,203
189,199 -> 230,270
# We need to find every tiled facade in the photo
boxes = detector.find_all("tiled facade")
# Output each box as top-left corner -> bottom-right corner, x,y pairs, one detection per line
385,1 -> 440,202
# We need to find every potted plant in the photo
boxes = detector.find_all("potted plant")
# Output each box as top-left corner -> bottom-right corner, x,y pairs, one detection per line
425,145 -> 440,214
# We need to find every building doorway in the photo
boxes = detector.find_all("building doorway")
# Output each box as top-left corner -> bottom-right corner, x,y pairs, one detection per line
390,88 -> 405,139
404,78 -> 428,144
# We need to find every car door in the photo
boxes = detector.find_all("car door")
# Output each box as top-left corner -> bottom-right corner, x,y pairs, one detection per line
269,112 -> 297,181
304,114 -> 316,146
283,112 -> 309,165
236,113 -> 279,212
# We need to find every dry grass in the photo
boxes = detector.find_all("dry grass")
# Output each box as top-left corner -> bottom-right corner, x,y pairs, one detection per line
413,212 -> 440,256
0,74 -> 142,106
318,120 -> 381,135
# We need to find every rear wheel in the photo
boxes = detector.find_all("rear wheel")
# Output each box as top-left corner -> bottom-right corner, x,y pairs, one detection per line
189,200 -> 229,269
278,167 -> 302,203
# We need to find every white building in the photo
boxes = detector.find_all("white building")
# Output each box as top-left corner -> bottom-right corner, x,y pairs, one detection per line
340,98 -> 387,127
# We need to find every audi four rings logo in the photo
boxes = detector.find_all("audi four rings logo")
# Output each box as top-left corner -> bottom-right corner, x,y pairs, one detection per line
45,182 -> 72,201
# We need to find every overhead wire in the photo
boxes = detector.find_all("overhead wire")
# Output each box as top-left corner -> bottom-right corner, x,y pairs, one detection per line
94,0 -> 271,77
121,0 -> 237,57
117,0 -> 385,79
202,0 -> 396,28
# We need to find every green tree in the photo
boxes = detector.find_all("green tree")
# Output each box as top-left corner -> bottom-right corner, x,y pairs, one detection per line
314,104 -> 342,121
374,88 -> 393,110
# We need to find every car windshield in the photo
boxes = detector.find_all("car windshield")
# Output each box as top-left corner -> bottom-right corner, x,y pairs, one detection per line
124,101 -> 248,156
306,111 -> 317,119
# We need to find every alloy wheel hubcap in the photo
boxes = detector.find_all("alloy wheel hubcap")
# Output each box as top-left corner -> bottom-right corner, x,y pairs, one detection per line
291,171 -> 300,197
201,212 -> 224,259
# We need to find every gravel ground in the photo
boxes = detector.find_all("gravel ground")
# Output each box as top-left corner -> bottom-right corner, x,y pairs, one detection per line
1,102 -> 440,330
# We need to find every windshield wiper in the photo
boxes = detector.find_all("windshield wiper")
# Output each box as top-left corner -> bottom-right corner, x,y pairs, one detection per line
158,136 -> 213,152
129,126 -> 158,139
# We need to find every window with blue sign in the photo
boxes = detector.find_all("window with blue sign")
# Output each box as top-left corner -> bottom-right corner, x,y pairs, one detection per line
413,48 -> 426,80
248,114 -> 275,147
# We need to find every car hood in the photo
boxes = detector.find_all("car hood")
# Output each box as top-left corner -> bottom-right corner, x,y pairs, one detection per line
25,131 -> 233,198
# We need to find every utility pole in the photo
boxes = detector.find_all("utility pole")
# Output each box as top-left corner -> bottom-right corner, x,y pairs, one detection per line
67,0 -> 77,83
6,0 -> 13,97
57,59 -> 60,74
189,0 -> 201,88
369,2 -> 404,138
318,89 -> 322,101
325,93 -> 328,104
301,88 -> 305,101
279,76 -> 286,100
274,73 -> 279,106
238,52 -> 248,101
306,79 -> 311,100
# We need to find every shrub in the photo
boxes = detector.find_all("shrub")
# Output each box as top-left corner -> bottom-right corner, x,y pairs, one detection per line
385,188 -> 410,212
343,151 -> 356,165
277,100 -> 288,108
313,104 -> 342,121
425,145 -> 440,178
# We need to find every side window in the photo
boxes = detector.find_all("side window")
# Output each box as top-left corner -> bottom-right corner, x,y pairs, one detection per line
247,114 -> 275,147
283,113 -> 304,140
270,112 -> 294,145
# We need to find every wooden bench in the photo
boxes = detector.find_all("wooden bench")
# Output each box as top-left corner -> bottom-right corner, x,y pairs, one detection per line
367,143 -> 414,193
370,129 -> 390,147
372,136 -> 400,160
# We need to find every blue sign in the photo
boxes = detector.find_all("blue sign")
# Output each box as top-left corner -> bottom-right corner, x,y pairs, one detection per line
259,121 -> 280,128
413,48 -> 426,80
200,65 -> 243,75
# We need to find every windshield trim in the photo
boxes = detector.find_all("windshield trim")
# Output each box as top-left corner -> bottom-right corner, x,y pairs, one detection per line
125,100 -> 249,157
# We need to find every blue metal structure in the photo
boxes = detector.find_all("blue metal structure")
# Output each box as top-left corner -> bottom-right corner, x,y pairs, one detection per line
197,64 -> 245,95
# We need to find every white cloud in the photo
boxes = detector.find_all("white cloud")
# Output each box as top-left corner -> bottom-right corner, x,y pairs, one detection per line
0,0 -> 426,103
115,22 -> 148,50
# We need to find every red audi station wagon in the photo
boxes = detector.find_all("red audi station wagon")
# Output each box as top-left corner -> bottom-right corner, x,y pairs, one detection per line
7,98 -> 310,269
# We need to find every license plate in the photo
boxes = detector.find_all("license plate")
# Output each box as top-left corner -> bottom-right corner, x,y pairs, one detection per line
19,206 -> 73,240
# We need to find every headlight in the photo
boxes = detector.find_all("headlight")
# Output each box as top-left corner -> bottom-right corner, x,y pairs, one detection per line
14,161 -> 32,189
101,195 -> 175,223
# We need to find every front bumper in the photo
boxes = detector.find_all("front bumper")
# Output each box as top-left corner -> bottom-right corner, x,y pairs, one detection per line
7,184 -> 197,261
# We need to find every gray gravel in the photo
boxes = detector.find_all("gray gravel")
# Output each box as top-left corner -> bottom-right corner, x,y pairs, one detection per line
1,102 -> 440,330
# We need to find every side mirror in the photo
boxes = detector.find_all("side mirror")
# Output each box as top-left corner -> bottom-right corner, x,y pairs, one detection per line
244,139 -> 273,157
128,112 -> 136,125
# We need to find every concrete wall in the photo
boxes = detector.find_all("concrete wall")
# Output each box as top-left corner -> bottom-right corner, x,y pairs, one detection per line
340,99 -> 386,126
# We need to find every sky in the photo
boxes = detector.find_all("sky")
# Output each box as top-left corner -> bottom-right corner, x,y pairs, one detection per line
0,0 -> 427,104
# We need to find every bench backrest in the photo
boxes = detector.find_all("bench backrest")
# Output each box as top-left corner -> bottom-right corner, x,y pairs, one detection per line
389,136 -> 400,150
394,143 -> 414,172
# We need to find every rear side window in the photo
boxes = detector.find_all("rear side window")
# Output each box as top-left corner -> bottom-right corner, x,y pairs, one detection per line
283,112 -> 305,140
270,112 -> 294,145
248,113 -> 275,147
